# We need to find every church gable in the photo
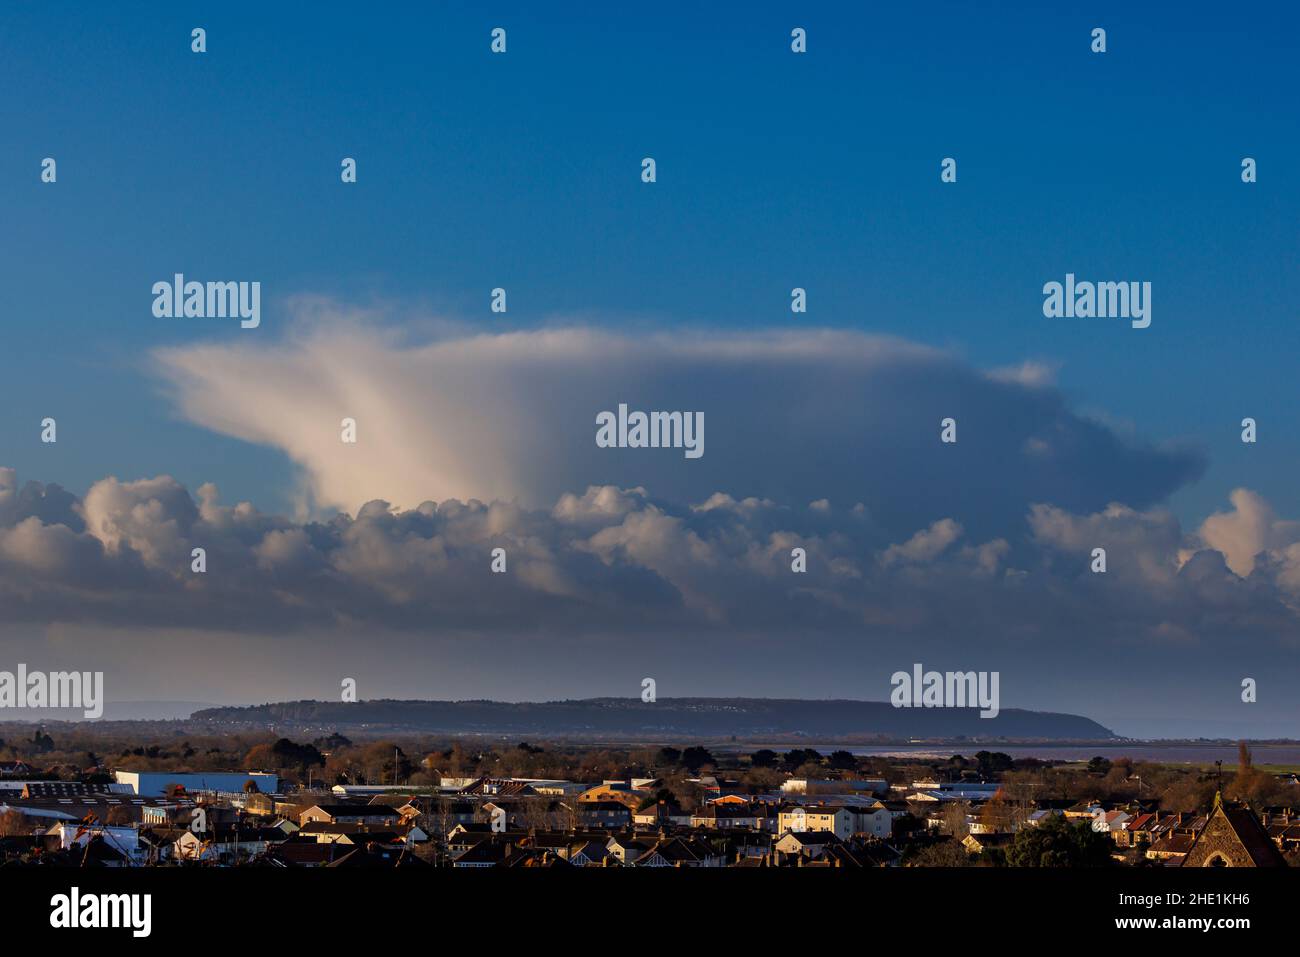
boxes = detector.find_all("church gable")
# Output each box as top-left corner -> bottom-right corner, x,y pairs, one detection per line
1183,801 -> 1286,868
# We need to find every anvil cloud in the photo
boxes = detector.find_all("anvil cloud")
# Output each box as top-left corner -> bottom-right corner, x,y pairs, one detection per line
1,318 -> 1295,733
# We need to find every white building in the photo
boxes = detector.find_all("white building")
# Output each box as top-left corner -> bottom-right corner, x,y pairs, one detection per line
49,822 -> 144,864
114,770 -> 279,797
782,778 -> 887,795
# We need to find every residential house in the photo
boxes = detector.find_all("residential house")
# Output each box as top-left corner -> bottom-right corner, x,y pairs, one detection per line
446,825 -> 526,857
1265,819 -> 1300,854
324,844 -> 431,869
1115,812 -> 1156,847
691,802 -> 776,831
453,838 -> 514,868
265,842 -> 354,867
636,836 -> 724,867
569,840 -> 610,866
241,792 -> 278,817
606,835 -> 653,865
298,821 -> 427,847
778,804 -> 890,840
501,848 -> 573,868
773,830 -> 841,861
173,824 -> 285,863
577,800 -> 632,830
1146,831 -> 1197,864
1093,809 -> 1131,834
298,804 -> 403,827
632,800 -> 689,828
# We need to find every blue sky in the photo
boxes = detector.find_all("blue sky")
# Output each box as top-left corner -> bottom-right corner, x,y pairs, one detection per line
1,3 -> 1299,735
5,1 -> 1298,518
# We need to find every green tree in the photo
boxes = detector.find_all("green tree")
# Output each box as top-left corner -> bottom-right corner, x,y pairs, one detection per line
783,748 -> 822,769
1006,814 -> 1112,867
828,750 -> 857,770
974,751 -> 1013,776
681,746 -> 715,771
909,840 -> 975,867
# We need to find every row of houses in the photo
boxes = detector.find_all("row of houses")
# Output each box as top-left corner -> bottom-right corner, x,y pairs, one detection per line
9,764 -> 1289,868
447,828 -> 900,868
22,812 -> 431,867
17,813 -> 900,869
0,768 -> 912,867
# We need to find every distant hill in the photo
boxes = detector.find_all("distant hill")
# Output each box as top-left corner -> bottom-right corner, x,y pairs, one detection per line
105,700 -> 222,720
192,697 -> 1117,741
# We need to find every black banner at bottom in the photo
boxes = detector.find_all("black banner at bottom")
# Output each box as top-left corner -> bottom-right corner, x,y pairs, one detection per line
0,866 -> 1281,941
